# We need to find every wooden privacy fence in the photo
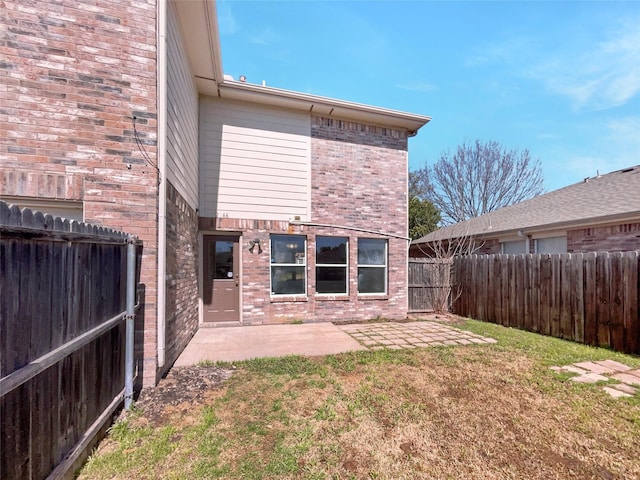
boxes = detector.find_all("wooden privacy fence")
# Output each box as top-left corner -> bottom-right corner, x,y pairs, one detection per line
452,252 -> 640,354
408,259 -> 452,312
0,202 -> 140,480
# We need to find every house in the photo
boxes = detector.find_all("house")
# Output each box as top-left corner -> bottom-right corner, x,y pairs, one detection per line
1,0 -> 430,387
411,165 -> 640,257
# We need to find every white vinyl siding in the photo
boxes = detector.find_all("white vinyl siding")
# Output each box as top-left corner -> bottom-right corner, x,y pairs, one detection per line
166,2 -> 199,209
199,97 -> 311,220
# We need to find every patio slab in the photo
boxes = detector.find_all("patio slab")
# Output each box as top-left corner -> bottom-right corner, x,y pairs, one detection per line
174,320 -> 497,367
174,323 -> 366,366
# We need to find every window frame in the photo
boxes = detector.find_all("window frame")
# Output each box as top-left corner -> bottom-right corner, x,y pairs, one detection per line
501,239 -> 527,254
534,236 -> 568,254
357,238 -> 388,295
270,234 -> 307,297
315,236 -> 349,296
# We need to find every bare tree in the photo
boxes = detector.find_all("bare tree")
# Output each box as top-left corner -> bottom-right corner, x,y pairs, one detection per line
413,225 -> 481,313
413,140 -> 544,224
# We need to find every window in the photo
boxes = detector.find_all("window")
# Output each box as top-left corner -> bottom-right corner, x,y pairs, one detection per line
535,236 -> 567,254
316,237 -> 348,294
270,235 -> 306,295
357,238 -> 387,294
501,240 -> 527,254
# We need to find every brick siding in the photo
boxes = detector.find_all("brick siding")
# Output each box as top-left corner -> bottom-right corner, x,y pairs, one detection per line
476,238 -> 501,255
164,181 -> 198,374
1,0 -> 159,386
202,116 -> 410,323
568,222 -> 640,253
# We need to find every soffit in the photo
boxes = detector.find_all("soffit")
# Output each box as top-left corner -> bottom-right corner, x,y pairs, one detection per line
173,0 -> 223,88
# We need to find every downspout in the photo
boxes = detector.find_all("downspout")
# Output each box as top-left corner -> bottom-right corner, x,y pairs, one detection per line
156,0 -> 168,369
405,148 -> 410,315
124,236 -> 136,409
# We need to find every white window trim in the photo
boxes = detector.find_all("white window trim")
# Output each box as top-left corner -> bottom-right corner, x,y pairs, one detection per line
270,234 -> 307,297
315,236 -> 349,296
357,238 -> 388,295
534,235 -> 568,254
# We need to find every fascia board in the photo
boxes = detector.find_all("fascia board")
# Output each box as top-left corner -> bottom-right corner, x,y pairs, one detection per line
218,81 -> 431,133
174,0 -> 223,88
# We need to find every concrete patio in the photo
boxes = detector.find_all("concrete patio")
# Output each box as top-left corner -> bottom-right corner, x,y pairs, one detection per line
174,320 -> 497,366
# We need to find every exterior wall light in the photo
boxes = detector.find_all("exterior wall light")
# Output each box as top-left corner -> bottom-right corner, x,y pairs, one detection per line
248,238 -> 262,254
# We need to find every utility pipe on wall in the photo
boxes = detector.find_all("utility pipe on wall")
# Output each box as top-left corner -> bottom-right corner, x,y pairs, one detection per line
125,236 -> 136,409
288,220 -> 411,241
156,0 -> 168,370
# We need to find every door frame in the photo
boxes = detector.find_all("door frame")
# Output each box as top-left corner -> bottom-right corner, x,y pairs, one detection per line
198,231 -> 243,325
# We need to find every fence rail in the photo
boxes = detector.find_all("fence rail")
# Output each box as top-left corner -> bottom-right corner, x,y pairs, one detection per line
452,252 -> 640,354
0,202 -> 139,480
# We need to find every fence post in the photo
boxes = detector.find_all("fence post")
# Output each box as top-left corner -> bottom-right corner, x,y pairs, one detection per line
125,236 -> 136,409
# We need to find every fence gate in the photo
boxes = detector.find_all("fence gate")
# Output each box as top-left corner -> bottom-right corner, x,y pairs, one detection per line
408,258 -> 452,312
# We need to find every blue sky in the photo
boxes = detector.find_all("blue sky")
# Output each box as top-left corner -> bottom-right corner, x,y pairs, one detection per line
217,0 -> 640,192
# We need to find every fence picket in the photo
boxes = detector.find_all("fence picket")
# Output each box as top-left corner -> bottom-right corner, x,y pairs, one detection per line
609,253 -> 625,351
622,251 -> 639,353
560,254 -> 573,339
571,254 -> 585,343
1,202 -> 139,479
596,252 -> 611,346
445,250 -> 638,355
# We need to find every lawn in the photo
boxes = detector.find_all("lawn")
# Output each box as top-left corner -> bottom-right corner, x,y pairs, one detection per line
79,319 -> 640,480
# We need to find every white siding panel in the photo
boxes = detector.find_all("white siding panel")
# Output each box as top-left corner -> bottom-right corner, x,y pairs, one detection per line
199,96 -> 311,220
166,3 -> 199,208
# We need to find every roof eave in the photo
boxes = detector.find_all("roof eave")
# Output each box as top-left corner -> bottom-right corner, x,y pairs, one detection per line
174,0 -> 224,93
211,80 -> 431,133
413,210 -> 640,244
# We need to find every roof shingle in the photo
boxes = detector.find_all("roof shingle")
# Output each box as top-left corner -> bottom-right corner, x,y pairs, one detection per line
413,165 -> 640,244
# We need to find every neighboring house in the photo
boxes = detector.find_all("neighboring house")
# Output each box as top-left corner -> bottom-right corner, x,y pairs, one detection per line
411,165 -> 640,257
1,0 -> 430,387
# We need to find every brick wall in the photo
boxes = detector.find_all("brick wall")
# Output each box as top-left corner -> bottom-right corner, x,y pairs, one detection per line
202,116 -> 411,323
568,222 -> 640,253
310,116 -> 408,235
476,238 -> 501,255
410,236 -> 499,257
164,182 -> 198,373
1,0 -> 159,386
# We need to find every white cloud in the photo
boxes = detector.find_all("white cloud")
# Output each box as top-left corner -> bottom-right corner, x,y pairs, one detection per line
249,27 -> 281,46
527,19 -> 640,111
468,15 -> 640,112
395,81 -> 438,93
604,116 -> 640,159
217,1 -> 237,36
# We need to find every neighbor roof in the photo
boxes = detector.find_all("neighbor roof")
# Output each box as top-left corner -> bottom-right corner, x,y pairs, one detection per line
413,165 -> 640,244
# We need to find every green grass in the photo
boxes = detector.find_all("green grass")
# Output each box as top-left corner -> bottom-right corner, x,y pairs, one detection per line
459,318 -> 640,368
80,319 -> 640,480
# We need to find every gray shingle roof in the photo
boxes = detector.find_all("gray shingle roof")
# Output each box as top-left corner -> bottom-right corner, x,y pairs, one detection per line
413,165 -> 640,244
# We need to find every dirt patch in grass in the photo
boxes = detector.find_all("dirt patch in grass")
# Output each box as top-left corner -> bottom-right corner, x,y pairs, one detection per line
81,324 -> 640,480
132,365 -> 234,426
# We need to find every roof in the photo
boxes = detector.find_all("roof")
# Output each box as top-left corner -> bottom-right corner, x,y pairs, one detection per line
175,0 -> 430,134
215,80 -> 431,134
413,165 -> 640,244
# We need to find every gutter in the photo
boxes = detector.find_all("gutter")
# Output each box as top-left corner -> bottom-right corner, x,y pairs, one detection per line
156,0 -> 168,370
413,211 -> 640,245
217,81 -> 431,134
289,220 -> 411,241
